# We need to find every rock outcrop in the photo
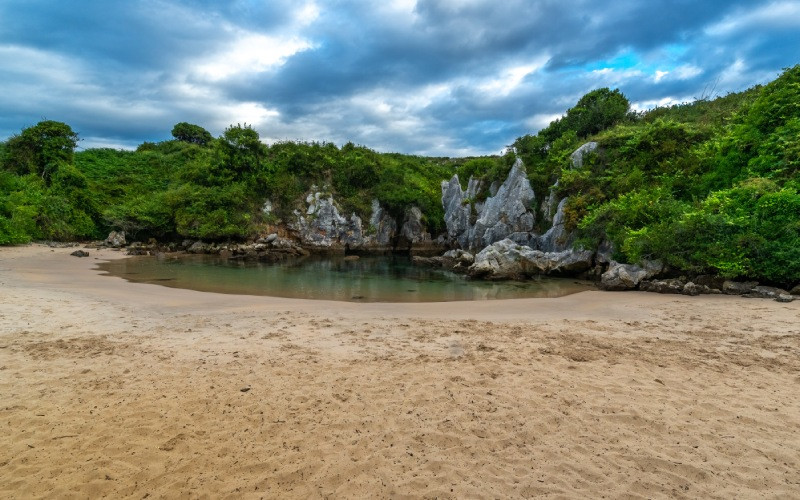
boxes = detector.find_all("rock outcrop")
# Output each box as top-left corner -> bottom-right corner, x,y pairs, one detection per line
441,159 -> 535,250
292,189 -> 436,253
467,239 -> 593,279
105,230 -> 126,248
569,141 -> 599,169
599,260 -> 663,291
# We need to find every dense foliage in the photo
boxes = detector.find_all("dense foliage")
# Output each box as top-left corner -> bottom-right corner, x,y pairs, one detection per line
1,66 -> 797,284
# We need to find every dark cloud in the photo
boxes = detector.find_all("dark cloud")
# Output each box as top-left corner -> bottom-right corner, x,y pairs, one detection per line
0,0 -> 798,155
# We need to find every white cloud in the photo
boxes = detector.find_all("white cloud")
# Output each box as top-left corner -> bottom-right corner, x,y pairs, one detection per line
193,32 -> 315,81
707,1 -> 800,35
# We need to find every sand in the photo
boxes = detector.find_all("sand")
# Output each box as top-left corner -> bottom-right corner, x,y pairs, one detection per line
1,244 -> 799,499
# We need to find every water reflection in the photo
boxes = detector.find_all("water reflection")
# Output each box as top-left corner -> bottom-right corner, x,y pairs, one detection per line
97,254 -> 594,302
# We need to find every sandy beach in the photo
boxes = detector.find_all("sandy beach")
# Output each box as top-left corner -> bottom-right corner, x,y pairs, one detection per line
1,244 -> 799,498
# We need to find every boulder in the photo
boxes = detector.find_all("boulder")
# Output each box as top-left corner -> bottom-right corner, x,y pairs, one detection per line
468,239 -> 593,279
693,275 -> 726,291
640,278 -> 686,294
746,286 -> 789,299
188,241 -> 208,254
776,294 -> 795,303
105,230 -> 126,248
70,250 -> 89,257
600,260 -> 663,291
722,281 -> 759,295
789,284 -> 800,296
683,282 -> 715,296
570,142 -> 599,169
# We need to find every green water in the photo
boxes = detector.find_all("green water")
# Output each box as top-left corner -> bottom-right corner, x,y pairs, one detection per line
97,254 -> 595,302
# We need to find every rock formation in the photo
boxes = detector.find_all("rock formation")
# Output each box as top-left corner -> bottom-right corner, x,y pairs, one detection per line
291,189 -> 434,253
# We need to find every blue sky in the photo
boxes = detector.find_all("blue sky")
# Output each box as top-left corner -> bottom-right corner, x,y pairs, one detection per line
1,0 -> 799,156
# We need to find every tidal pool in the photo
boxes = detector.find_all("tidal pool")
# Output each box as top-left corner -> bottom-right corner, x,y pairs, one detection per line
97,254 -> 595,302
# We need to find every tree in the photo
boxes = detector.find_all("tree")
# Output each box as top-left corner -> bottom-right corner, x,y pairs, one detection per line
171,122 -> 213,146
540,88 -> 630,142
3,120 -> 79,184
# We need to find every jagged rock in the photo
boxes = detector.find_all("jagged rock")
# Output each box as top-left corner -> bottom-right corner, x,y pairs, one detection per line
441,175 -> 472,249
540,180 -> 560,224
468,239 -> 593,279
398,206 -> 432,249
776,294 -> 795,303
745,286 -> 789,299
722,281 -> 759,295
105,230 -> 126,248
600,260 -> 663,291
570,142 -> 599,169
294,191 -> 362,249
70,250 -> 89,257
471,159 -> 535,249
537,197 -> 572,252
368,200 -> 398,247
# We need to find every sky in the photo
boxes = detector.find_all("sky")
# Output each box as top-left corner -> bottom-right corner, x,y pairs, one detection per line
1,1 -> 799,156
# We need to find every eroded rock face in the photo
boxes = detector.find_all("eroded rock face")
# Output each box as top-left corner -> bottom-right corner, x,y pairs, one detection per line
537,197 -> 572,253
293,192 -> 363,250
441,159 -> 535,250
471,159 -> 535,249
292,191 -> 435,252
399,207 -> 431,247
368,200 -> 397,247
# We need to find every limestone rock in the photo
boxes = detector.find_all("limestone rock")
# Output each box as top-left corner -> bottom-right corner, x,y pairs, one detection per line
398,206 -> 431,248
471,159 -> 535,249
537,197 -> 572,253
105,230 -> 126,248
292,190 -> 365,250
440,175 -> 472,249
722,281 -> 759,295
600,260 -> 662,291
570,142 -> 599,169
746,286 -> 789,299
368,200 -> 397,247
640,278 -> 686,294
468,239 -> 593,279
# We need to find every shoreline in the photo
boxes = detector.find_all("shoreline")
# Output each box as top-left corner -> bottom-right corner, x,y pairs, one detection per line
2,244 -> 799,497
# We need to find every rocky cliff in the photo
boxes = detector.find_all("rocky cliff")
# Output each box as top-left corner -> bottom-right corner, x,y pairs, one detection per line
439,144 -> 603,279
289,188 -> 435,253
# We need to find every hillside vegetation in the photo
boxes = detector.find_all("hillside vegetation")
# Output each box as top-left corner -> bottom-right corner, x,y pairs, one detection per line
1,65 -> 798,284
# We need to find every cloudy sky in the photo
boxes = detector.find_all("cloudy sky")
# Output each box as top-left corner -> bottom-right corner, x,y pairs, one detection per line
1,1 -> 799,156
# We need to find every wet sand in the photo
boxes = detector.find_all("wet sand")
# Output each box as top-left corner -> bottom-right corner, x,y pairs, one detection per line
1,244 -> 799,498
